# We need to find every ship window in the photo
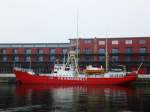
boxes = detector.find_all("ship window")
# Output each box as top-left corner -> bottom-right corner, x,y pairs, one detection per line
65,68 -> 70,71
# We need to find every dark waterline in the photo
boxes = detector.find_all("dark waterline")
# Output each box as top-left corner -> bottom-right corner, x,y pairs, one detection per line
0,84 -> 150,112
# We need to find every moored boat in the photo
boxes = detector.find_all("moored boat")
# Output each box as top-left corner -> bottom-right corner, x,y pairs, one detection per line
13,50 -> 138,85
13,67 -> 137,85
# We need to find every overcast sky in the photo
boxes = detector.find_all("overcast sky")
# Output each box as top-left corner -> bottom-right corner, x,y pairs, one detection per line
0,0 -> 150,43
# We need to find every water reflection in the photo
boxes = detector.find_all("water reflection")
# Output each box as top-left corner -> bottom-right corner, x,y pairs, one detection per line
15,85 -> 136,112
0,84 -> 150,112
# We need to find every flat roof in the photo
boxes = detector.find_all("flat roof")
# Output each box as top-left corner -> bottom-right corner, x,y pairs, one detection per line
69,37 -> 150,40
0,43 -> 70,48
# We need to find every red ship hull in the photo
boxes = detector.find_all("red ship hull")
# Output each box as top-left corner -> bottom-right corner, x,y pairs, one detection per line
13,69 -> 137,85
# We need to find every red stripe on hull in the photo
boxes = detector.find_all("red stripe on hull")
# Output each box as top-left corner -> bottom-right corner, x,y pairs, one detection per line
14,70 -> 137,85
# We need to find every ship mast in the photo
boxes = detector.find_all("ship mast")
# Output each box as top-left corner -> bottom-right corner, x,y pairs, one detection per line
105,38 -> 108,72
66,9 -> 79,75
76,8 -> 79,65
29,57 -> 32,69
76,8 -> 79,75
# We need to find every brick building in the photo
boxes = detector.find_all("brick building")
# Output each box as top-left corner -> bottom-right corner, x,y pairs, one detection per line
70,37 -> 150,74
0,43 -> 69,73
0,37 -> 150,74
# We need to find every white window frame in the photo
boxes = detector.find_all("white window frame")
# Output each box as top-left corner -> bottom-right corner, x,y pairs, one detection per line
99,41 -> 105,45
125,40 -> 132,44
112,40 -> 118,45
139,40 -> 146,44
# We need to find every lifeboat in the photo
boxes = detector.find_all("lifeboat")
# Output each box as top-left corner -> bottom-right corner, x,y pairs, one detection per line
83,65 -> 105,74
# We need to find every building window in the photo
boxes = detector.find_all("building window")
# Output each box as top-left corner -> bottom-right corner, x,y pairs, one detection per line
99,48 -> 105,54
26,56 -> 31,62
2,49 -> 6,54
38,49 -> 43,54
99,56 -> 105,61
99,40 -> 105,45
3,56 -> 7,62
38,56 -> 43,62
76,48 -> 80,53
85,56 -> 91,61
13,49 -> 18,54
125,47 -> 132,53
112,48 -> 118,54
50,56 -> 55,62
112,40 -> 118,45
140,56 -> 146,61
14,56 -> 19,62
25,49 -> 31,54
62,48 -> 67,54
50,48 -> 55,54
84,39 -> 92,44
140,47 -> 146,53
139,40 -> 146,44
112,56 -> 119,62
125,40 -> 132,44
84,48 -> 92,54
126,56 -> 131,61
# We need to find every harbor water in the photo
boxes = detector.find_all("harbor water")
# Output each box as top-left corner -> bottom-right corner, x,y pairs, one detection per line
0,84 -> 150,112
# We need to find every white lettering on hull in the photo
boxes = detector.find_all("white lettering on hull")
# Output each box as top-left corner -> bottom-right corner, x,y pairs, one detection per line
57,77 -> 87,81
